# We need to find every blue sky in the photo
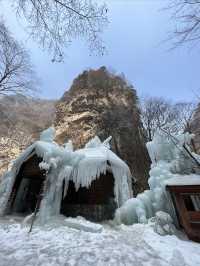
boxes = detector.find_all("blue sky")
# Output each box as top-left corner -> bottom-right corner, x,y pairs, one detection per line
1,0 -> 200,101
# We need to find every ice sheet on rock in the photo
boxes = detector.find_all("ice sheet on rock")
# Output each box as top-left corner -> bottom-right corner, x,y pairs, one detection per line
115,130 -> 200,226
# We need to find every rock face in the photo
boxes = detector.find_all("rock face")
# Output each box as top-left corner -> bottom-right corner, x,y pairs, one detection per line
0,94 -> 55,138
55,67 -> 150,194
191,103 -> 200,153
0,94 -> 55,176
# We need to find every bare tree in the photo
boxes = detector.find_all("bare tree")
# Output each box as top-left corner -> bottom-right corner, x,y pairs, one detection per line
167,0 -> 200,48
0,20 -> 36,95
141,97 -> 177,141
141,97 -> 196,142
11,0 -> 108,61
173,102 -> 197,133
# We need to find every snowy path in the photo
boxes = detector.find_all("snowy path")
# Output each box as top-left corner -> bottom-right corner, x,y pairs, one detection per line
0,217 -> 199,266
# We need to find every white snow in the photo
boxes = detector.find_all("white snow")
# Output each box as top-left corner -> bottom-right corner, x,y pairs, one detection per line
40,127 -> 56,142
166,174 -> 200,186
0,216 -> 199,266
151,211 -> 177,236
62,217 -> 103,233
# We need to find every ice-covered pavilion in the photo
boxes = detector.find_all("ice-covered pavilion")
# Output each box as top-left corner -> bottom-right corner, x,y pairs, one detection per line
0,128 -> 133,222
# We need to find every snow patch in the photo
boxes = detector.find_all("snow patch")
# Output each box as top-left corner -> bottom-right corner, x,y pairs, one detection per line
0,217 -> 199,266
166,174 -> 200,186
63,217 -> 103,233
150,211 -> 177,236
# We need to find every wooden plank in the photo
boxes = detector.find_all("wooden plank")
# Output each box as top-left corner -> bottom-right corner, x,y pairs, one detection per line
173,192 -> 200,241
188,211 -> 200,222
166,185 -> 200,193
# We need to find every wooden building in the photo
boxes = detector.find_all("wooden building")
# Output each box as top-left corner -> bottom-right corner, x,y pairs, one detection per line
166,176 -> 200,242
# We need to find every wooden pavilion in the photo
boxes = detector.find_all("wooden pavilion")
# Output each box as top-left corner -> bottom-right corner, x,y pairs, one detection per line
166,176 -> 200,242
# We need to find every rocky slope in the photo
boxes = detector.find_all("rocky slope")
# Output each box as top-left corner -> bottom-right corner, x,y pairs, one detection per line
55,67 -> 150,194
0,94 -> 55,175
0,94 -> 55,137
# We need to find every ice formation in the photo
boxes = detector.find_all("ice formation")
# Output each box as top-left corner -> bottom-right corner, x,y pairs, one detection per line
61,217 -> 103,233
0,128 -> 133,223
115,131 -> 200,225
149,211 -> 177,236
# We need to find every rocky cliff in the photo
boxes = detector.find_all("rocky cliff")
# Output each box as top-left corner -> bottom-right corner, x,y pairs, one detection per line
55,67 -> 150,194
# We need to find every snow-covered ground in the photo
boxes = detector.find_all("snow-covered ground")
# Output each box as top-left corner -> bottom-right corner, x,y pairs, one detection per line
0,216 -> 199,266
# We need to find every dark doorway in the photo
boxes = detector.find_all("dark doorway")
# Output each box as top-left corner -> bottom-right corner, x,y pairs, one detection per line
7,154 -> 46,215
60,172 -> 117,222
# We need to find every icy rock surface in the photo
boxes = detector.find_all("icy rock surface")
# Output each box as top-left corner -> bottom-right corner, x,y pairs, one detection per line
115,131 -> 200,225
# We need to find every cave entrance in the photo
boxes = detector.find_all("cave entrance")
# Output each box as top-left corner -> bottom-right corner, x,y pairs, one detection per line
60,172 -> 117,222
7,154 -> 46,215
